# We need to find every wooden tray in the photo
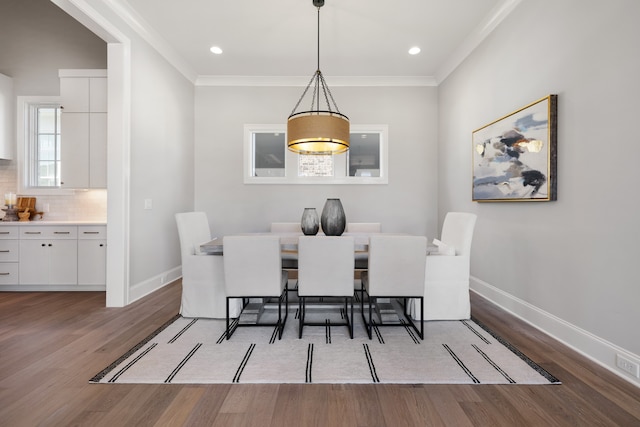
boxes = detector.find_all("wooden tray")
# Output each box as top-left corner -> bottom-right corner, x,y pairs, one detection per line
17,197 -> 44,220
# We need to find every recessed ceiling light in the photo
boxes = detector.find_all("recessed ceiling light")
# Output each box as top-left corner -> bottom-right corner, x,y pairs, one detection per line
209,46 -> 223,55
408,46 -> 421,55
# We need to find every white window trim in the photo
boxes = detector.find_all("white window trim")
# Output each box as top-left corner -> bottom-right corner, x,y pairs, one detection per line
243,124 -> 389,185
16,96 -> 74,195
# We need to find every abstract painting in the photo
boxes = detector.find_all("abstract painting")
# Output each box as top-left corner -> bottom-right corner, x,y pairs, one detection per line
472,95 -> 557,202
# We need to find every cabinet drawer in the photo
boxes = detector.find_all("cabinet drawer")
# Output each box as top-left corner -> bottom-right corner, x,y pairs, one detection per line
78,225 -> 106,239
19,226 -> 78,239
0,262 -> 19,284
0,240 -> 19,262
0,227 -> 19,239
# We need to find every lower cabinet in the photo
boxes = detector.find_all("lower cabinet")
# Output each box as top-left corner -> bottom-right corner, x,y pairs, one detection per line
0,233 -> 20,284
78,226 -> 106,285
0,223 -> 106,289
19,239 -> 78,285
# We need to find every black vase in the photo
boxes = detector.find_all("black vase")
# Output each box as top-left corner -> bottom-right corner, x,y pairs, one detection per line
300,208 -> 320,235
321,198 -> 346,236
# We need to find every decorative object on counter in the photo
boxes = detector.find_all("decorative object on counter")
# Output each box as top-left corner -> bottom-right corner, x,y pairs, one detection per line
18,210 -> 30,221
320,198 -> 346,236
17,197 -> 43,220
300,207 -> 320,235
1,206 -> 19,221
4,192 -> 16,208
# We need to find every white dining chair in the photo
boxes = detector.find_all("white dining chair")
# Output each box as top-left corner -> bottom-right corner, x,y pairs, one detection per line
416,212 -> 477,321
297,236 -> 355,338
346,222 -> 381,275
175,212 -> 241,319
270,222 -> 301,271
361,235 -> 427,339
223,235 -> 289,340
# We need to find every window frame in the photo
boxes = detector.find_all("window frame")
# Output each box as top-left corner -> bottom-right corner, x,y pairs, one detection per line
243,124 -> 389,185
17,96 -> 74,195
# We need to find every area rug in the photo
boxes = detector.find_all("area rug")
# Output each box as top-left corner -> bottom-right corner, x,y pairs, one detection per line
91,304 -> 560,385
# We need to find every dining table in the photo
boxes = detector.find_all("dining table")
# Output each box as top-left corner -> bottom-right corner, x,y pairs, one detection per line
199,232 -> 373,255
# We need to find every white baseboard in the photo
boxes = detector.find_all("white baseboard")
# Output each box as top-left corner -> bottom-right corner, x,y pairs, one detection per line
129,266 -> 182,304
470,276 -> 640,388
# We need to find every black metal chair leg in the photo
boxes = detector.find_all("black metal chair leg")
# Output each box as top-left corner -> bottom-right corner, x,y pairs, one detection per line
226,297 -> 231,340
299,297 -> 304,339
419,296 -> 424,339
368,296 -> 373,339
277,290 -> 283,339
349,297 -> 354,339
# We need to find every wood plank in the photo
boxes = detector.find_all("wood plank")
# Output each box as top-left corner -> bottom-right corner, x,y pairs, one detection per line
0,283 -> 638,426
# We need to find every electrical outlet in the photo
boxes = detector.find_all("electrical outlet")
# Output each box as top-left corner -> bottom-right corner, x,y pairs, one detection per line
160,275 -> 166,284
616,354 -> 640,378
144,199 -> 152,210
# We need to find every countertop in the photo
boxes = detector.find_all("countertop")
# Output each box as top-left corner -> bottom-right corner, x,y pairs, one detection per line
0,220 -> 107,226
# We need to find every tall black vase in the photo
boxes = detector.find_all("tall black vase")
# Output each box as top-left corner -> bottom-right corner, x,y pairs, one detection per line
321,198 -> 346,236
300,208 -> 319,235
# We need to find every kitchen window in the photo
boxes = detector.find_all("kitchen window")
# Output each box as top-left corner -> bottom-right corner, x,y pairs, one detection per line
17,96 -> 72,194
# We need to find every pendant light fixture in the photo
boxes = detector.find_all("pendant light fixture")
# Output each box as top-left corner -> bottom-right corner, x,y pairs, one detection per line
287,0 -> 349,155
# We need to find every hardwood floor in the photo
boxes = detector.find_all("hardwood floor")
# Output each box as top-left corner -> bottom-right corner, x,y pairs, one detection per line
0,282 -> 638,426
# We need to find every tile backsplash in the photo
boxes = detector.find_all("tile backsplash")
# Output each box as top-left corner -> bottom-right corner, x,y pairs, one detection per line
1,161 -> 107,222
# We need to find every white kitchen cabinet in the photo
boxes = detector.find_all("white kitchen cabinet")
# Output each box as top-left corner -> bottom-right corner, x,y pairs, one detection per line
59,69 -> 107,189
0,227 -> 19,284
18,226 -> 78,286
78,226 -> 106,285
89,113 -> 107,188
0,223 -> 106,290
60,113 -> 89,188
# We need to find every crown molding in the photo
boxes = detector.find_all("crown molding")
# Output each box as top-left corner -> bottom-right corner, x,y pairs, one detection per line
435,0 -> 523,84
101,0 -> 198,83
86,0 -> 519,88
195,75 -> 437,87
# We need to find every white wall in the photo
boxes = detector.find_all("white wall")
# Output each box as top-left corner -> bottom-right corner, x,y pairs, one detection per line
438,0 -> 640,381
50,0 -> 195,299
194,85 -> 439,239
128,41 -> 195,287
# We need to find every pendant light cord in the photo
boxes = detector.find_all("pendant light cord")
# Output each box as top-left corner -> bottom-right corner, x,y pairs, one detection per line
288,0 -> 344,118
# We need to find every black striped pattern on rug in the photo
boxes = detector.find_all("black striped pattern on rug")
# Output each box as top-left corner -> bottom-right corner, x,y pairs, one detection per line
91,314 -> 560,384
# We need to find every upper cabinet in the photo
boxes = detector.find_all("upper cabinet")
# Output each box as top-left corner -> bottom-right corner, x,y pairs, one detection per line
0,73 -> 14,160
59,69 -> 107,188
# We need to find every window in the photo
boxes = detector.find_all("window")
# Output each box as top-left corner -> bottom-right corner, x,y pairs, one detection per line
347,133 -> 381,177
251,131 -> 285,177
244,124 -> 388,184
32,106 -> 62,187
17,96 -> 72,194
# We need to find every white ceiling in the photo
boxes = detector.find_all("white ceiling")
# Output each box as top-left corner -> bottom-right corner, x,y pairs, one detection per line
118,0 -> 520,84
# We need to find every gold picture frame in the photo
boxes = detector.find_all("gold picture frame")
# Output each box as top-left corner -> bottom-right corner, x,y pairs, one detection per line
472,95 -> 557,202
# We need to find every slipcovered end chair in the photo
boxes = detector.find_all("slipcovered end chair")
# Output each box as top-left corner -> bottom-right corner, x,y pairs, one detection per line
415,212 -> 477,321
175,212 -> 241,319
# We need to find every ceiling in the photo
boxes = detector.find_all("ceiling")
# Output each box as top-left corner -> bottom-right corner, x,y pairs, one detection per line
118,0 -> 518,83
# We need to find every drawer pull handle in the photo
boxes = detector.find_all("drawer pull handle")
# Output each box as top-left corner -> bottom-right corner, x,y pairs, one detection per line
0,231 -> 10,234
0,272 -> 9,276
0,250 -> 10,253
25,231 -> 41,234
54,232 -> 71,234
83,232 -> 100,234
